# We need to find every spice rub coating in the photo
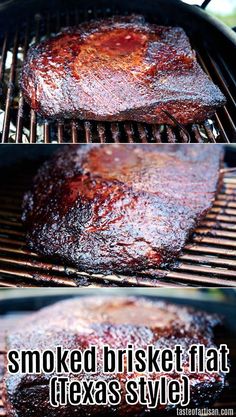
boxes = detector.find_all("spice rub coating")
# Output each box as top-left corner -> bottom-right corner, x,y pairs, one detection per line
22,144 -> 223,274
20,15 -> 226,124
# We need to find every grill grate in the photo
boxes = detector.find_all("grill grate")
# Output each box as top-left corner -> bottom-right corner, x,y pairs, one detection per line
0,165 -> 236,287
0,7 -> 236,143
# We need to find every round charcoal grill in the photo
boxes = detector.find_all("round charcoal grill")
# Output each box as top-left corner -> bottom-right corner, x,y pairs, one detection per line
0,0 -> 236,143
0,145 -> 236,287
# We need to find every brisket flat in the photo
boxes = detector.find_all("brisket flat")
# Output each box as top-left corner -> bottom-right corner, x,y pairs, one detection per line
3,297 -> 226,417
22,144 -> 223,274
20,15 -> 226,124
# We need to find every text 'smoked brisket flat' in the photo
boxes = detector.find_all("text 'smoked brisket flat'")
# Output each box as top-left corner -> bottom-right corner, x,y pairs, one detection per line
3,297 -> 226,417
20,15 -> 226,125
22,145 -> 223,274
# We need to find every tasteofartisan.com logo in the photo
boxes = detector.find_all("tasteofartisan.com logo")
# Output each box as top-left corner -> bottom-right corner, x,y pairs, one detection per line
176,408 -> 234,416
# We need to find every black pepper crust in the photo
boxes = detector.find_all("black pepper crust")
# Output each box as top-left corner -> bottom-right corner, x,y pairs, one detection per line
3,297 -> 226,417
22,144 -> 224,274
20,15 -> 226,124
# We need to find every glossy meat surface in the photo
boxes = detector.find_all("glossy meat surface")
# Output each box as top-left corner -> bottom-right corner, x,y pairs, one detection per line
20,15 -> 226,124
3,297 -> 226,417
22,144 -> 223,274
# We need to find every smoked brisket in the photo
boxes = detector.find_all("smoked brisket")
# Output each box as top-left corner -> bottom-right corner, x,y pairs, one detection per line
20,15 -> 226,124
22,144 -> 223,274
3,297 -> 226,417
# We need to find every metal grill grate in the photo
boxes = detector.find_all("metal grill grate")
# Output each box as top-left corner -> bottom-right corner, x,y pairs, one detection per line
0,7 -> 236,143
0,165 -> 236,287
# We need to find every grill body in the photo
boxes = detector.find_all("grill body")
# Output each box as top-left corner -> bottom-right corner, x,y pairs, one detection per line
0,145 -> 236,287
0,0 -> 236,143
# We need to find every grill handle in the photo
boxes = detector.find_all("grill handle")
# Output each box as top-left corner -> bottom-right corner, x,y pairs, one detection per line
201,0 -> 213,8
201,1 -> 236,31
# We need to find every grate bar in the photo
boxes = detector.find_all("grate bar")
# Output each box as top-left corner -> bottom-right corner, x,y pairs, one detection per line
193,235 -> 236,247
16,24 -> 29,143
57,122 -> 64,143
201,220 -> 236,231
166,126 -> 176,143
180,253 -> 236,267
0,267 -> 77,286
177,262 -> 236,278
0,236 -> 25,245
151,125 -> 162,143
97,123 -> 106,143
185,243 -> 236,257
137,123 -> 148,143
0,228 -> 24,237
43,122 -> 50,144
214,200 -> 236,208
124,123 -> 134,143
211,207 -> 236,215
192,124 -> 204,143
196,227 -> 236,239
29,109 -> 37,143
150,270 -> 236,287
71,121 -> 78,143
0,34 -> 8,82
110,123 -> 121,143
1,31 -> 18,143
206,213 -> 236,223
0,245 -> 38,257
84,121 -> 92,143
